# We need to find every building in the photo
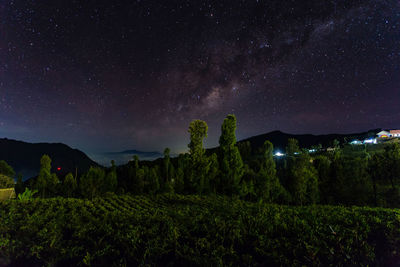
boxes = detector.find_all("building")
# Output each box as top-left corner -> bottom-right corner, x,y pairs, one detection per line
363,138 -> 377,144
350,140 -> 362,145
376,130 -> 400,138
389,130 -> 400,137
377,130 -> 390,138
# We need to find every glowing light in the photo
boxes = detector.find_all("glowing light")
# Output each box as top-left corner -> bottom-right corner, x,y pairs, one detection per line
57,167 -> 61,171
363,138 -> 377,144
274,152 -> 285,157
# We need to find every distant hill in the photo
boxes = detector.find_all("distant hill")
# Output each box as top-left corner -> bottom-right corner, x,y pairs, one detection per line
238,129 -> 381,152
0,138 -> 99,180
92,150 -> 163,166
107,149 -> 162,158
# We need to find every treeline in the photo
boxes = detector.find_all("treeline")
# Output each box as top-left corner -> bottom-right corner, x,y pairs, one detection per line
3,114 -> 400,207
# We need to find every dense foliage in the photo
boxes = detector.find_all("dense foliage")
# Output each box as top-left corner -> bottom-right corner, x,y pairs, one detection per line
0,194 -> 399,266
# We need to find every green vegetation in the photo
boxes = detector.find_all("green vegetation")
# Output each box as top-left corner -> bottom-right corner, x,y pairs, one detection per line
0,160 -> 15,189
5,114 -> 397,208
2,114 -> 400,265
0,194 -> 398,266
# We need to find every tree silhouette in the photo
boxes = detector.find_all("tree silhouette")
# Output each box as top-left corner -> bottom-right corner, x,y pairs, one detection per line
64,173 -> 77,198
219,114 -> 244,196
36,155 -> 59,198
187,119 -> 210,194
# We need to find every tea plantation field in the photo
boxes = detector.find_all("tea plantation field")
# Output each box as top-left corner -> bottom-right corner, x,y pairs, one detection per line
0,194 -> 399,266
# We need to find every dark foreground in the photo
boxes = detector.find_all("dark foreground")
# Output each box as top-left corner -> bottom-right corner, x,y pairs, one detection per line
0,194 -> 399,266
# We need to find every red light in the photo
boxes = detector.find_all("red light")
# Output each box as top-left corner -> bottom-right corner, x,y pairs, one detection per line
57,167 -> 61,171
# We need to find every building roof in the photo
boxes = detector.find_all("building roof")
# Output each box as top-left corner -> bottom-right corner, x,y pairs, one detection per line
389,130 -> 400,134
377,130 -> 390,135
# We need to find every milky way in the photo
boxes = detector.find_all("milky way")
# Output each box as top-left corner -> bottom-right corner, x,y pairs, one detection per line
1,0 -> 400,156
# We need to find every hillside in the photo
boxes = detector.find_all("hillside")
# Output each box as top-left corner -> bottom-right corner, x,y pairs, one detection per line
238,129 -> 381,152
94,149 -> 163,166
0,138 -> 99,179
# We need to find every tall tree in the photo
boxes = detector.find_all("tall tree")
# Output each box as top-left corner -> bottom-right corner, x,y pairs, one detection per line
313,155 -> 331,204
80,166 -> 105,199
131,156 -> 144,194
208,153 -> 219,194
286,138 -> 300,157
256,140 -> 285,202
36,155 -> 59,198
174,154 -> 187,194
287,152 -> 319,205
147,166 -> 160,195
63,173 -> 77,198
162,148 -> 174,193
187,119 -> 210,194
219,114 -> 244,196
104,160 -> 118,193
383,143 -> 400,190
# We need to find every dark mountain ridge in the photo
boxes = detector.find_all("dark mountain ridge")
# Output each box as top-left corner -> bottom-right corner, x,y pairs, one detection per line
0,129 -> 381,179
238,129 -> 381,152
106,150 -> 162,158
0,138 -> 99,179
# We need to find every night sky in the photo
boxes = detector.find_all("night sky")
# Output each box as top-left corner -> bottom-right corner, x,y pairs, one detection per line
1,0 -> 400,158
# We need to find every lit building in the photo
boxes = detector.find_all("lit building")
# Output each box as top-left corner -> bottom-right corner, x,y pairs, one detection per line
376,130 -> 400,138
389,130 -> 400,137
377,130 -> 390,138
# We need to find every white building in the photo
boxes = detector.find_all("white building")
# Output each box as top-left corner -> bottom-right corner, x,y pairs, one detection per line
390,130 -> 400,137
377,130 -> 390,138
376,130 -> 400,138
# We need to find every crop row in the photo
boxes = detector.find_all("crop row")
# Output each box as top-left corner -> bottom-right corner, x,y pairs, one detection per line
0,195 -> 399,266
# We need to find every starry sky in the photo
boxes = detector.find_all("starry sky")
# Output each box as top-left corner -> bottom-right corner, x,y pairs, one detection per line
1,0 -> 400,158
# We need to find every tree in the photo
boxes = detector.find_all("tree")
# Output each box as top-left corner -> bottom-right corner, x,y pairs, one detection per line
15,174 -> 25,195
80,166 -> 105,199
0,160 -> 15,178
313,155 -> 331,204
256,141 -> 285,202
63,173 -> 77,197
0,174 -> 14,189
147,166 -> 160,195
208,153 -> 219,194
240,164 -> 257,200
286,138 -> 300,157
287,152 -> 319,205
187,119 -> 210,194
162,148 -> 174,193
104,160 -> 118,193
237,141 -> 252,162
332,139 -> 340,149
383,143 -> 400,190
219,114 -> 244,196
131,156 -> 145,194
174,154 -> 187,194
36,155 -> 59,198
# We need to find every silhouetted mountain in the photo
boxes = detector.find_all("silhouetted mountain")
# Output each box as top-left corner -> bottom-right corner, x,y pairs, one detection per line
92,150 -> 163,166
238,129 -> 381,152
107,150 -> 162,158
0,138 -> 99,180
